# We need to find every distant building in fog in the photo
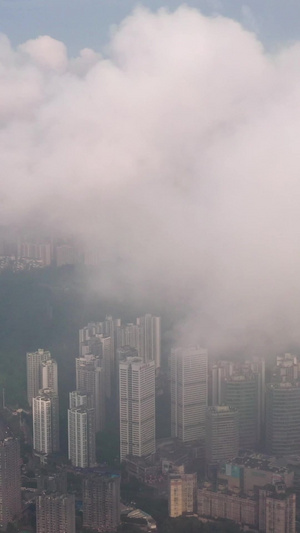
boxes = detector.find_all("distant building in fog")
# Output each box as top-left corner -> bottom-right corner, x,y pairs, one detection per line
27,349 -> 51,407
36,493 -> 75,533
170,346 -> 207,443
224,374 -> 259,449
33,388 -> 60,455
0,437 -> 21,530
266,382 -> 300,456
68,391 -> 96,468
75,355 -> 105,432
41,359 -> 58,395
259,483 -> 295,533
119,357 -> 155,461
19,241 -> 52,266
116,315 -> 161,369
272,353 -> 300,383
210,357 -> 265,438
205,405 -> 239,464
198,481 -> 296,532
83,473 -> 120,532
55,244 -> 77,267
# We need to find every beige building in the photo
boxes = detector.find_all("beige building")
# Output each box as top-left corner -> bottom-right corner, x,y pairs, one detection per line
198,482 -> 296,532
198,486 -> 257,527
169,473 -> 197,517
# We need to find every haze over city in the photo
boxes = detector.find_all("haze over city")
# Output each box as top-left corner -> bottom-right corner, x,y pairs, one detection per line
2,4 -> 300,353
1,2 -> 300,533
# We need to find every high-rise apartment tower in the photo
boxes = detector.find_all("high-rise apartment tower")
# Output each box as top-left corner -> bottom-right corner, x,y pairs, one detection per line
26,349 -> 51,406
36,493 -> 75,533
171,346 -> 208,443
119,357 -> 155,461
33,388 -> 60,455
68,391 -> 96,468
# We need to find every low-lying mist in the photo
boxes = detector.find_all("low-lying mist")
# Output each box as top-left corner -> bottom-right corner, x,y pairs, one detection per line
1,6 -> 300,357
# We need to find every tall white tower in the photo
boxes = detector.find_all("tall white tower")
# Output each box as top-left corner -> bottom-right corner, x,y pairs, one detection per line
171,346 -> 208,442
33,388 -> 60,455
119,357 -> 155,462
26,349 -> 51,406
68,391 -> 96,468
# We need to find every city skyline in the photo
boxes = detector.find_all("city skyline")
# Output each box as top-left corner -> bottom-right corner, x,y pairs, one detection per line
1,1 -> 300,531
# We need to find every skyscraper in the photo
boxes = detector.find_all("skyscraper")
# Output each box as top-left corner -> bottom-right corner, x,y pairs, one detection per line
171,346 -> 208,443
205,406 -> 239,464
224,375 -> 259,449
41,359 -> 58,395
0,437 -> 21,530
116,315 -> 161,369
26,348 -> 51,406
68,391 -> 96,468
69,390 -> 91,409
210,357 -> 265,436
36,493 -> 75,533
33,388 -> 60,455
119,357 -> 155,462
83,473 -> 120,532
136,314 -> 161,369
266,382 -> 300,456
76,355 -> 105,432
79,321 -> 116,396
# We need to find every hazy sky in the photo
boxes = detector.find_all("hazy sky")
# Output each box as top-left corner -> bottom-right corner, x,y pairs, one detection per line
1,0 -> 300,54
2,3 -> 300,355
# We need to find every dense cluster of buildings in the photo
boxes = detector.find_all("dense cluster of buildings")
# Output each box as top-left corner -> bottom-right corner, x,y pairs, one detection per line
3,318 -> 300,532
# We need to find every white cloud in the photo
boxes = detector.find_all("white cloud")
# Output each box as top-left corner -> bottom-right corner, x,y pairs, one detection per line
1,6 -> 300,353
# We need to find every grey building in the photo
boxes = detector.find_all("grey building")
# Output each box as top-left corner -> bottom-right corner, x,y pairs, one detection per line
26,349 -> 51,406
171,346 -> 208,443
36,493 -> 75,533
266,382 -> 300,456
83,473 -> 120,531
224,375 -> 259,449
76,355 -> 105,431
119,357 -> 156,461
0,437 -> 21,530
205,405 -> 239,464
68,405 -> 96,468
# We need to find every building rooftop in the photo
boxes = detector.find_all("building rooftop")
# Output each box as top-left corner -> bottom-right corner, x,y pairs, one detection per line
227,453 -> 292,474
